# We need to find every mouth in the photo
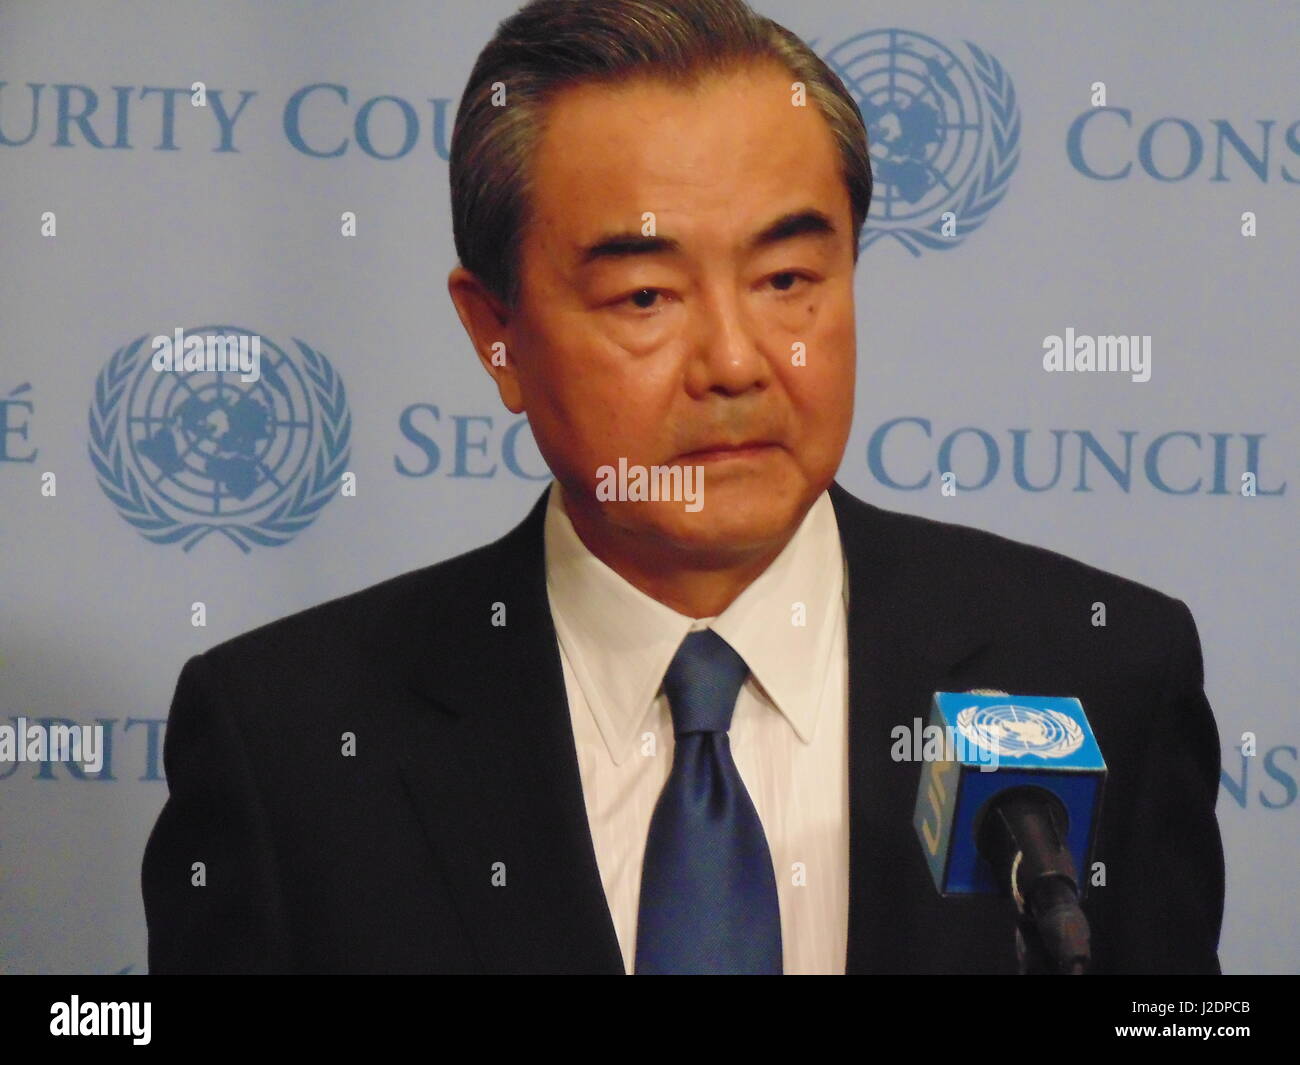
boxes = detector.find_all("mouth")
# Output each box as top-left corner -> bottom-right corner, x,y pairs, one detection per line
677,440 -> 781,463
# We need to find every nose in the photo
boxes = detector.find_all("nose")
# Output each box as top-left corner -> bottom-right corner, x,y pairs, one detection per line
683,281 -> 772,398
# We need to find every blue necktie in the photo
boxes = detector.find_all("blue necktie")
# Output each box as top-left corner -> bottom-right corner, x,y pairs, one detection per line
634,628 -> 782,974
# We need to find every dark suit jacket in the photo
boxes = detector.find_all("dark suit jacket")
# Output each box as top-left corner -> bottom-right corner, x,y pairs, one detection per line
142,480 -> 1225,973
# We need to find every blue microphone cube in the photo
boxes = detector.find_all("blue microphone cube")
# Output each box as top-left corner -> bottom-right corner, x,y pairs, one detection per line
911,692 -> 1107,895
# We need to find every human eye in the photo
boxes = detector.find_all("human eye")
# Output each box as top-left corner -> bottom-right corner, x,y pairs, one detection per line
616,287 -> 672,313
766,270 -> 816,295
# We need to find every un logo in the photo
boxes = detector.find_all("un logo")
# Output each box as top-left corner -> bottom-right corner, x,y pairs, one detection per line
820,29 -> 1021,255
89,326 -> 351,553
956,704 -> 1085,759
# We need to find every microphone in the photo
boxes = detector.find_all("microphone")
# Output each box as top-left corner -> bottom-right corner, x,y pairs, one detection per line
910,690 -> 1107,973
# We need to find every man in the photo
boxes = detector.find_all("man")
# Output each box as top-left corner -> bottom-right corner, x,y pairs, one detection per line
142,0 -> 1224,974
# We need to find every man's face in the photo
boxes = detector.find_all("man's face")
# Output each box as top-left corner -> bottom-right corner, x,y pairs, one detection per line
466,60 -> 857,563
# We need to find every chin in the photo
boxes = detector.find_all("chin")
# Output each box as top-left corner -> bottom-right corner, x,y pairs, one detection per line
643,490 -> 805,553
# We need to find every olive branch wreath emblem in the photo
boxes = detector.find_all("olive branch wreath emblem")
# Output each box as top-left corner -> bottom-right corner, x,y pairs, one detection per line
822,39 -> 1020,257
89,335 -> 351,553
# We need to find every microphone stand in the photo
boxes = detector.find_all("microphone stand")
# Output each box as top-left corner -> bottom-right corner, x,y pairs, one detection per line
977,787 -> 1092,974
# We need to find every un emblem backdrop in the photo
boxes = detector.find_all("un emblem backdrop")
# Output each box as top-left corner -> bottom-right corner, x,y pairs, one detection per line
90,327 -> 351,553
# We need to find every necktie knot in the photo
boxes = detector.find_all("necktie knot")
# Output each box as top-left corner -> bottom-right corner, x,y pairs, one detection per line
662,628 -> 749,735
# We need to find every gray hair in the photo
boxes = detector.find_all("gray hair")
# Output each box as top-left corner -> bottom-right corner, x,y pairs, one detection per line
449,0 -> 873,309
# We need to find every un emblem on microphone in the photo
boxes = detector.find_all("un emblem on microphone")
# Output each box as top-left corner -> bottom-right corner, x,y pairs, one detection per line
820,28 -> 1021,255
956,704 -> 1085,759
89,326 -> 351,553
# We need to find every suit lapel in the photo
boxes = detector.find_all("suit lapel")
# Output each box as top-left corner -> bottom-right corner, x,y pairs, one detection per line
827,482 -> 998,972
386,486 -> 623,973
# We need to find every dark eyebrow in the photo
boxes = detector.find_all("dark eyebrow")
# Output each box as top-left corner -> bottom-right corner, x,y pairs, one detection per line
749,209 -> 837,250
576,208 -> 837,267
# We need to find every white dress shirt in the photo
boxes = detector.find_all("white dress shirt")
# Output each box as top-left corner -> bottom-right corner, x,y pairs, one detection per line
543,480 -> 850,974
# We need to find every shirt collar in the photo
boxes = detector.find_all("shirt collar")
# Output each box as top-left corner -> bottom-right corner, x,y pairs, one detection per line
544,480 -> 846,765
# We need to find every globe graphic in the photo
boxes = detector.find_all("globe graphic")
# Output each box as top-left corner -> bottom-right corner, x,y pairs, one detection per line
823,29 -> 985,225
126,328 -> 314,519
960,705 -> 1085,758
